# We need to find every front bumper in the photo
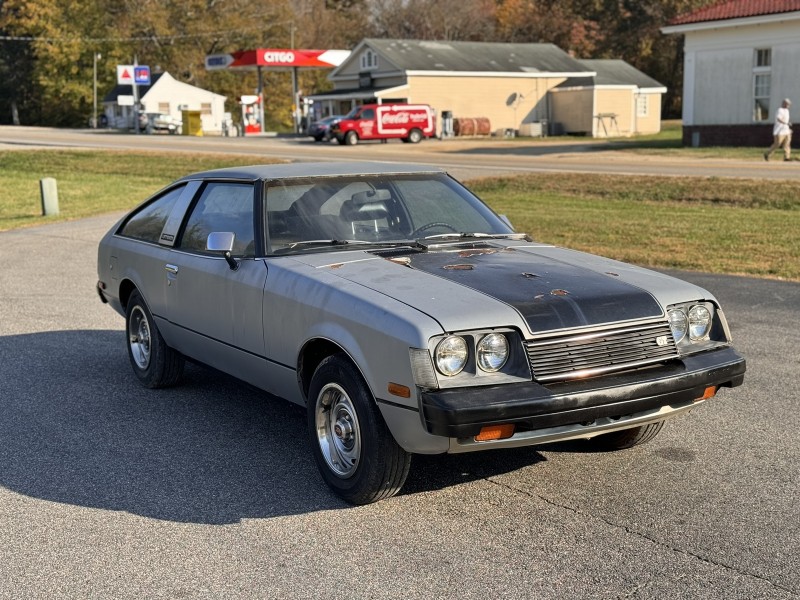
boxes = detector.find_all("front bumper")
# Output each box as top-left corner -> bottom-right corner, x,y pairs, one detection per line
420,346 -> 745,440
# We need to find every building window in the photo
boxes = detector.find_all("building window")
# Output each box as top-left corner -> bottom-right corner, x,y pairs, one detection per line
753,48 -> 771,122
636,95 -> 648,118
200,103 -> 212,115
158,102 -> 170,113
360,49 -> 378,71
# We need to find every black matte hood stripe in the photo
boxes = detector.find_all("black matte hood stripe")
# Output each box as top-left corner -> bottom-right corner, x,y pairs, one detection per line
406,246 -> 663,332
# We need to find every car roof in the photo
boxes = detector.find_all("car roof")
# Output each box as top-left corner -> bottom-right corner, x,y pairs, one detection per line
178,161 -> 446,183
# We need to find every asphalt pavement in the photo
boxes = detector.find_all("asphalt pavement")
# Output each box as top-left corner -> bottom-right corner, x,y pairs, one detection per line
1,130 -> 799,598
1,209 -> 798,599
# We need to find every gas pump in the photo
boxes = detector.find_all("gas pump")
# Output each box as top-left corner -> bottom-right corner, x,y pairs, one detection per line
240,95 -> 263,135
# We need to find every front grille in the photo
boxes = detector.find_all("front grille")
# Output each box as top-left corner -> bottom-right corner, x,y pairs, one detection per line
525,322 -> 678,383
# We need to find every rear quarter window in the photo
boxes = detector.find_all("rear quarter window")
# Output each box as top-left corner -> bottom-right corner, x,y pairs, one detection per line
118,185 -> 186,243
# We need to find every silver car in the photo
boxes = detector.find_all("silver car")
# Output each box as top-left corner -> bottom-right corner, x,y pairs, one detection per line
97,162 -> 746,504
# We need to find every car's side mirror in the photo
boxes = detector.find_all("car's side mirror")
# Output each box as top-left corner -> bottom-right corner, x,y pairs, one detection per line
207,232 -> 239,270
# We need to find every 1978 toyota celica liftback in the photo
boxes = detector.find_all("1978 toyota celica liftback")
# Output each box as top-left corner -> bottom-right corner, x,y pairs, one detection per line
97,162 -> 746,504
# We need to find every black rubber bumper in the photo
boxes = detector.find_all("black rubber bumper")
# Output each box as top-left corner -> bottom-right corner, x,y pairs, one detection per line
420,347 -> 746,438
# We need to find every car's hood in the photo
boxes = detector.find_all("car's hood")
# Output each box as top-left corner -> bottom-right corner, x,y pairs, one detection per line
291,241 -> 713,335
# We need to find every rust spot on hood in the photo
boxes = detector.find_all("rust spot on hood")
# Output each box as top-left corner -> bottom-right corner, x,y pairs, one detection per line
550,289 -> 569,296
388,256 -> 412,266
522,272 -> 540,279
443,264 -> 474,271
328,263 -> 344,269
458,248 -> 498,258
605,272 -> 619,277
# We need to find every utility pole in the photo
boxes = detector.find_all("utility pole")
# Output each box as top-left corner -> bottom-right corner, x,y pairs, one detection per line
92,52 -> 101,128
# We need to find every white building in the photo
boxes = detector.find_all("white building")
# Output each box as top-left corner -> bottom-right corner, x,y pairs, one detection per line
662,0 -> 800,146
103,71 -> 227,134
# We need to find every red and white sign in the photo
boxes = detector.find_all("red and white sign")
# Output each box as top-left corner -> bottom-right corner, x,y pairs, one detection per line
205,49 -> 349,70
117,65 -> 134,85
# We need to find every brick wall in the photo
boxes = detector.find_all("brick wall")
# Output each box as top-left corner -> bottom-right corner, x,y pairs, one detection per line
682,124 -> 798,148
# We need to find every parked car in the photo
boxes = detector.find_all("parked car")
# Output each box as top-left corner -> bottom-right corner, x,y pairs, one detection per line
96,162 -> 746,504
143,112 -> 183,134
308,115 -> 343,142
331,104 -> 436,145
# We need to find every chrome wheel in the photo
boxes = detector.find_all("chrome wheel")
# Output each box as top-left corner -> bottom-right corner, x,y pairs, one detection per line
128,305 -> 151,370
314,383 -> 362,478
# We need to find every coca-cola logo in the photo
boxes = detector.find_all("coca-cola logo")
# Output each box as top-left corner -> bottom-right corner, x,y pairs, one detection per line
263,51 -> 295,64
382,113 -> 410,124
380,112 -> 428,124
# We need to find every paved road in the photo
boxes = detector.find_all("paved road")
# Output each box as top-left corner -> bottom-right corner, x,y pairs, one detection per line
1,128 -> 797,596
1,209 -> 798,598
3,125 -> 800,182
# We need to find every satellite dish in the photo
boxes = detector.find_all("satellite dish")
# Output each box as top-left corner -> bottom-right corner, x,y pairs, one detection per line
506,92 -> 518,107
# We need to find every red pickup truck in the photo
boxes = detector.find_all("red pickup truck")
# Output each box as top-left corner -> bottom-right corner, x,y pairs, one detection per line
331,103 -> 436,145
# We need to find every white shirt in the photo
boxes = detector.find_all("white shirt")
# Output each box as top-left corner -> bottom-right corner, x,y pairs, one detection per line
773,106 -> 791,136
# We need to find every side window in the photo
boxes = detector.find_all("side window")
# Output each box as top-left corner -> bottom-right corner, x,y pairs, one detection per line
119,185 -> 185,243
179,182 -> 256,257
361,108 -> 375,120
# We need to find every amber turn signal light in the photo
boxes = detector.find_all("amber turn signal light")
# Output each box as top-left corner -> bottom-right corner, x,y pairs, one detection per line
695,385 -> 717,402
387,382 -> 411,398
474,424 -> 515,442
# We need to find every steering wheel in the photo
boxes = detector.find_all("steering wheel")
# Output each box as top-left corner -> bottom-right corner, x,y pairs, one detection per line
410,222 -> 459,238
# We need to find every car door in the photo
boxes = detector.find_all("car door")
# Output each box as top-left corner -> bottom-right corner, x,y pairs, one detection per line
162,180 -> 268,383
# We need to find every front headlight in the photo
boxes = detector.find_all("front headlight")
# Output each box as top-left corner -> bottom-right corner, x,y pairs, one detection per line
668,308 -> 688,343
667,301 -> 726,355
688,305 -> 712,340
435,335 -> 468,376
477,333 -> 509,372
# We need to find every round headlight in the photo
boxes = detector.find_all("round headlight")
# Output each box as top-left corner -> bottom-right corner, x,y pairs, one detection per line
668,309 -> 688,343
435,336 -> 468,376
477,333 -> 509,372
688,305 -> 712,340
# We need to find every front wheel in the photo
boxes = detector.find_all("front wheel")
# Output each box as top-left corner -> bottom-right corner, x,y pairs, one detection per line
126,290 -> 184,388
589,421 -> 664,451
307,354 -> 410,504
344,131 -> 358,146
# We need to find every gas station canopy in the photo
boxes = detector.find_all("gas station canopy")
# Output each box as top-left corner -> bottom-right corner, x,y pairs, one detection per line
205,49 -> 350,70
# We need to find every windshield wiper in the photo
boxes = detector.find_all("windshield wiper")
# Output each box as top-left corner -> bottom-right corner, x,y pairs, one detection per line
421,232 -> 527,241
285,239 -> 371,249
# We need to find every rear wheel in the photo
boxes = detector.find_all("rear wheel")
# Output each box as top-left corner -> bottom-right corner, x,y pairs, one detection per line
589,421 -> 664,450
308,354 -> 410,504
126,290 -> 184,388
344,131 -> 358,146
407,128 -> 423,143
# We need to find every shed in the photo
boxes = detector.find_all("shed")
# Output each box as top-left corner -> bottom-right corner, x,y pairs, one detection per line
549,59 -> 667,137
103,72 -> 227,134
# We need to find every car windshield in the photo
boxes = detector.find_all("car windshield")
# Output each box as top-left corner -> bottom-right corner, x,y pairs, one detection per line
265,173 -> 515,254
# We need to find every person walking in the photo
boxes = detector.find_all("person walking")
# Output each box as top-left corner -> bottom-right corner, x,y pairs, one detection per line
764,98 -> 792,161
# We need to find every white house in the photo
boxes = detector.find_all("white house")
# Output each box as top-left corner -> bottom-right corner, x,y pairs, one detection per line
662,0 -> 800,146
103,71 -> 227,134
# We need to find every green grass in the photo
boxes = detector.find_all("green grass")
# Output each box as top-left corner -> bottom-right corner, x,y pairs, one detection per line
1,149 -> 797,281
516,120 -> 773,160
471,173 -> 800,281
0,150 -> 272,230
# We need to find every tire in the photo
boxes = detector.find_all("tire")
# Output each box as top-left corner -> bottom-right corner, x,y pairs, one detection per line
307,354 -> 411,504
407,128 -> 422,144
344,131 -> 358,146
589,421 -> 665,451
125,290 -> 184,388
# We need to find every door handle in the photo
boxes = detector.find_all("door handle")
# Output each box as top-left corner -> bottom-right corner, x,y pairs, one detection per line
165,264 -> 179,274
